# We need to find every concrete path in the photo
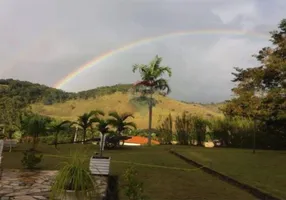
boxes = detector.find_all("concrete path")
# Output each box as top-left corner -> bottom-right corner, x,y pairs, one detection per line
0,169 -> 108,200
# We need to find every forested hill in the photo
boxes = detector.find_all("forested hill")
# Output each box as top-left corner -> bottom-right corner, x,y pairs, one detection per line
0,79 -> 133,105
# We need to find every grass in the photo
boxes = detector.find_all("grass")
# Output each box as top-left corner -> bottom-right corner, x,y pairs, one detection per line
2,143 -> 255,200
31,92 -> 222,129
172,146 -> 286,199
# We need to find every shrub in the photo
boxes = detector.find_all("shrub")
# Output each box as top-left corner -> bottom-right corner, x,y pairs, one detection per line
157,113 -> 173,145
21,149 -> 43,169
123,165 -> 147,200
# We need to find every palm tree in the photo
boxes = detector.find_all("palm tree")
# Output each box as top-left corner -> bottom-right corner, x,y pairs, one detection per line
95,119 -> 111,157
132,55 -> 172,146
108,111 -> 137,135
72,110 -> 104,144
108,111 -> 136,146
48,120 -> 71,149
21,114 -> 51,151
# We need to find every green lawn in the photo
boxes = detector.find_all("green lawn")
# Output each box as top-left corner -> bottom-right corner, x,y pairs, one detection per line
172,146 -> 286,199
2,144 -> 256,200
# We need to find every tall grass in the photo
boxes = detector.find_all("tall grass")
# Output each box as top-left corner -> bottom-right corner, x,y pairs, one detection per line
157,113 -> 173,144
175,112 -> 193,145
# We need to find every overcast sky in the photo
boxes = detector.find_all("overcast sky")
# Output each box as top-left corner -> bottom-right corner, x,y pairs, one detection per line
0,0 -> 285,103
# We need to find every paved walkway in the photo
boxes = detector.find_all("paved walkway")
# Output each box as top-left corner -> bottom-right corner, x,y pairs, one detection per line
0,169 -> 108,200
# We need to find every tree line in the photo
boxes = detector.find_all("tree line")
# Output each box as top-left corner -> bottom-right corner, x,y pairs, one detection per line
0,79 -> 132,105
1,109 -> 136,151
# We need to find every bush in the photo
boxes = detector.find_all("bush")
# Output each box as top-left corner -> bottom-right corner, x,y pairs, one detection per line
211,117 -> 255,148
157,113 -> 173,145
21,149 -> 43,169
123,165 -> 147,200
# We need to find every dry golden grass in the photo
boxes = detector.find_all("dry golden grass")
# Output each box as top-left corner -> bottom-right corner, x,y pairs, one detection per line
32,92 -> 223,129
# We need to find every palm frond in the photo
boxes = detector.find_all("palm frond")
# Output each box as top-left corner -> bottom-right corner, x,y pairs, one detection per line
121,113 -> 134,121
89,109 -> 105,117
154,78 -> 171,94
108,111 -> 121,121
124,122 -> 137,130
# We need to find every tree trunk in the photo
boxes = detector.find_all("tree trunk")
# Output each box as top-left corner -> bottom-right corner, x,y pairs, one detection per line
99,133 -> 105,157
73,126 -> 78,144
148,93 -> 153,146
82,128 -> 86,144
54,131 -> 58,150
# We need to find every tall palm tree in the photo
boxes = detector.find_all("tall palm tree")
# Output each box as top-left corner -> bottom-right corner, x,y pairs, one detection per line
72,110 -> 104,144
132,55 -> 172,146
95,119 -> 111,157
48,120 -> 71,149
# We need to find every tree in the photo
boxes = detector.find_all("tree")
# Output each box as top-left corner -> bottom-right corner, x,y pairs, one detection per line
222,19 -> 286,149
108,111 -> 137,135
21,114 -> 52,151
48,120 -> 72,149
0,96 -> 31,152
132,55 -> 172,146
95,118 -> 111,157
72,110 -> 104,144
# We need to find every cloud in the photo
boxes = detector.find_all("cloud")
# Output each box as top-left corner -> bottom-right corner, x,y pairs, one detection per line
0,0 -> 285,103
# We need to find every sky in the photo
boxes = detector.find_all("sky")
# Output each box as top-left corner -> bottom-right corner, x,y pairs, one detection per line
0,0 -> 285,103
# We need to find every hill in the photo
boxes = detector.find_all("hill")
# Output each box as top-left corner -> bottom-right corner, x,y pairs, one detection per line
0,79 -> 132,104
0,79 -> 223,129
32,93 -> 223,129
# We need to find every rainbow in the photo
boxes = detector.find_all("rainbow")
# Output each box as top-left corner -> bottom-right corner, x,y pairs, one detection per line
53,29 -> 269,89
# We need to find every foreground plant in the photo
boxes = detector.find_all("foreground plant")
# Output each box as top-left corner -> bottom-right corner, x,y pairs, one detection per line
50,150 -> 97,200
21,149 -> 43,169
123,165 -> 147,200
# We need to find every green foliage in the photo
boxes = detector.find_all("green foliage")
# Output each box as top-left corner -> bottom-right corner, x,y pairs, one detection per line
123,165 -> 147,200
157,113 -> 173,144
77,84 -> 132,99
47,120 -> 72,149
108,111 -> 137,135
50,150 -> 96,200
21,149 -> 43,169
0,79 -> 74,105
192,116 -> 209,146
222,19 -> 286,149
175,112 -> 193,145
0,95 -> 30,140
72,110 -> 104,144
20,113 -> 52,150
174,112 -> 209,145
0,79 -> 133,106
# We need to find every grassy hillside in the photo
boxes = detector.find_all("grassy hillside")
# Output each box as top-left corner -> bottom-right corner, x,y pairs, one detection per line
32,92 -> 223,129
0,79 -> 223,129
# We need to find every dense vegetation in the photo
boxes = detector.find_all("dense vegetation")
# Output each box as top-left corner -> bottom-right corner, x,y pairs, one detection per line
221,19 -> 286,149
0,79 -> 132,105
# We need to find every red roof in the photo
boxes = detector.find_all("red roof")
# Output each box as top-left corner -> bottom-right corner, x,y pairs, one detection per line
125,136 -> 160,145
